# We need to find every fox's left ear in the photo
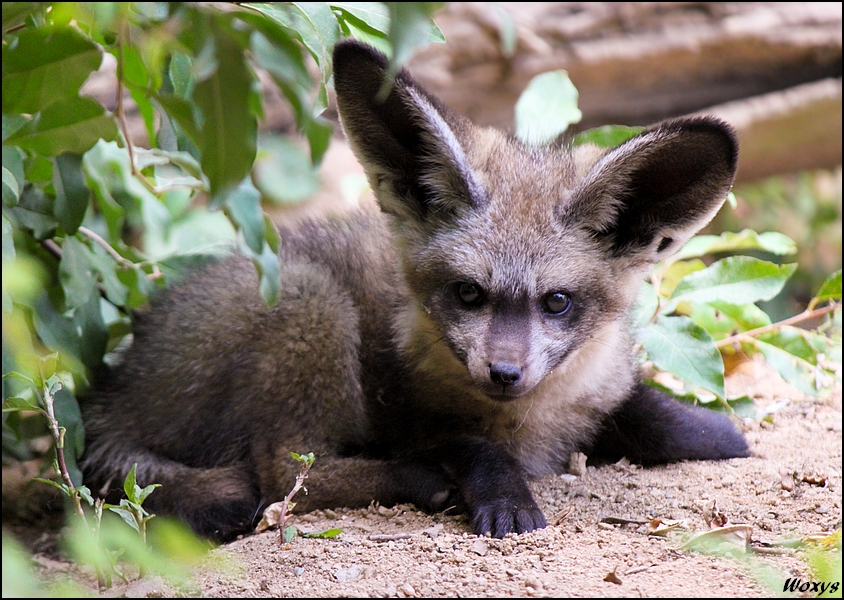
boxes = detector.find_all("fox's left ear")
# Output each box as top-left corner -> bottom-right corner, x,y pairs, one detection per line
564,117 -> 738,263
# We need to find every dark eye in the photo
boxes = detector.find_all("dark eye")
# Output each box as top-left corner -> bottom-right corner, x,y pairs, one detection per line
542,292 -> 572,315
456,282 -> 484,307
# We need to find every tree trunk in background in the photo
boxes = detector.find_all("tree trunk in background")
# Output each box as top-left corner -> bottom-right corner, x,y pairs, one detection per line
407,2 -> 842,183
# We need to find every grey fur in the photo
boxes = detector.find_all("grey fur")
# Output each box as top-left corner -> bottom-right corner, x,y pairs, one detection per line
81,40 -> 747,541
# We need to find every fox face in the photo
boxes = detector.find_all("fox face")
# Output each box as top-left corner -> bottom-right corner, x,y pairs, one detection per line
334,41 -> 737,409
398,169 -> 628,401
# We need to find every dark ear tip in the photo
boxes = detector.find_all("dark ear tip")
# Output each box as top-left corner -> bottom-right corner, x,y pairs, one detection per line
333,38 -> 389,75
652,115 -> 740,172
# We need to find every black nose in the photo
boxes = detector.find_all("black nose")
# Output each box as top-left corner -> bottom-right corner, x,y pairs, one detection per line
489,363 -> 522,386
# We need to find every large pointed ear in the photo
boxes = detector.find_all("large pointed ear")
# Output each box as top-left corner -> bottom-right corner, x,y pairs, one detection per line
563,117 -> 738,264
332,40 -> 485,223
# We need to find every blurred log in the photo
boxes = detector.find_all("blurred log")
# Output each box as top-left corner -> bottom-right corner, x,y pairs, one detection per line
407,2 -> 842,182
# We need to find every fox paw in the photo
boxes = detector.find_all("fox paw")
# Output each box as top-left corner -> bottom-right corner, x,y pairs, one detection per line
471,497 -> 547,538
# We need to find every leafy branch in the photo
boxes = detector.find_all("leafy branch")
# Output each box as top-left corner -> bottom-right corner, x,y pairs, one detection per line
715,300 -> 841,349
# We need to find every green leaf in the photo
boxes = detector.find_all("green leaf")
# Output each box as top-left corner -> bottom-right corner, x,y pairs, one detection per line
52,153 -> 91,234
2,396 -> 42,412
147,148 -> 204,180
2,25 -> 102,114
34,477 -> 69,494
167,52 -> 194,99
725,395 -> 756,419
246,3 -> 340,77
122,463 -> 139,500
573,125 -> 644,148
291,2 -> 342,74
758,327 -> 819,365
252,240 -> 281,307
2,166 -> 20,207
82,140 -> 164,241
72,290 -> 109,370
10,185 -> 57,239
671,256 -> 797,305
632,281 -> 659,327
331,3 -> 390,34
305,117 -> 333,165
813,270 -> 842,303
116,266 -> 155,309
5,97 -> 118,156
673,230 -> 797,261
154,93 -> 201,144
659,259 -> 706,298
109,504 -> 141,534
638,315 -> 725,399
194,26 -> 258,201
246,27 -> 313,129
58,236 -> 99,308
515,71 -> 582,146
31,295 -> 83,366
336,14 -> 392,55
754,338 -> 823,397
135,483 -> 161,506
490,3 -> 517,57
282,525 -> 298,543
2,146 -> 26,190
225,181 -> 265,254
263,214 -> 281,254
247,28 -> 310,92
301,528 -> 343,539
252,136 -> 320,204
385,2 -> 445,70
1,214 -> 14,264
687,301 -> 772,340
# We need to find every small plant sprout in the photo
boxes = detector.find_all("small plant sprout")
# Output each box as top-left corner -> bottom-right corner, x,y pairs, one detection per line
280,452 -> 315,544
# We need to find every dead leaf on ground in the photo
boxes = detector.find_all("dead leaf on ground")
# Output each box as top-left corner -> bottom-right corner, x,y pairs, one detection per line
779,467 -> 795,491
801,473 -> 828,487
256,501 -> 287,532
647,518 -> 687,537
551,506 -> 574,526
683,524 -> 753,554
703,500 -> 729,529
603,568 -> 623,585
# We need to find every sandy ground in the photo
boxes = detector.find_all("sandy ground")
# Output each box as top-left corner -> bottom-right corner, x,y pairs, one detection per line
6,357 -> 841,598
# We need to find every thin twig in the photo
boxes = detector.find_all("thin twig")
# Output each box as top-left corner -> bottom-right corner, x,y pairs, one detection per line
5,22 -> 28,35
715,301 -> 841,349
78,227 -> 135,267
115,23 -> 158,196
42,383 -> 87,522
41,238 -> 63,260
279,458 -> 314,545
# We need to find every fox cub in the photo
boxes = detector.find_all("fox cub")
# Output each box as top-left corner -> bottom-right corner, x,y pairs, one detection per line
81,40 -> 749,542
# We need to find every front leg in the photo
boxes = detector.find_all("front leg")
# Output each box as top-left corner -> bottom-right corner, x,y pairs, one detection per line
435,436 -> 546,538
589,381 -> 750,464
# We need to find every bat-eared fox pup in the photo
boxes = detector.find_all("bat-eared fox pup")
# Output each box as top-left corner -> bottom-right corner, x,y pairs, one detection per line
81,40 -> 749,542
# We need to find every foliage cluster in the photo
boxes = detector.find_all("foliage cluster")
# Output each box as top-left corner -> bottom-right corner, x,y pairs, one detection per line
2,0 -> 442,590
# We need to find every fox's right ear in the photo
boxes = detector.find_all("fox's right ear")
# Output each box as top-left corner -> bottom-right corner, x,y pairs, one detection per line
332,40 -> 485,224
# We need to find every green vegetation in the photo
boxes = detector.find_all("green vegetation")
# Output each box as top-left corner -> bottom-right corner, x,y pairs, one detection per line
2,1 -> 442,592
